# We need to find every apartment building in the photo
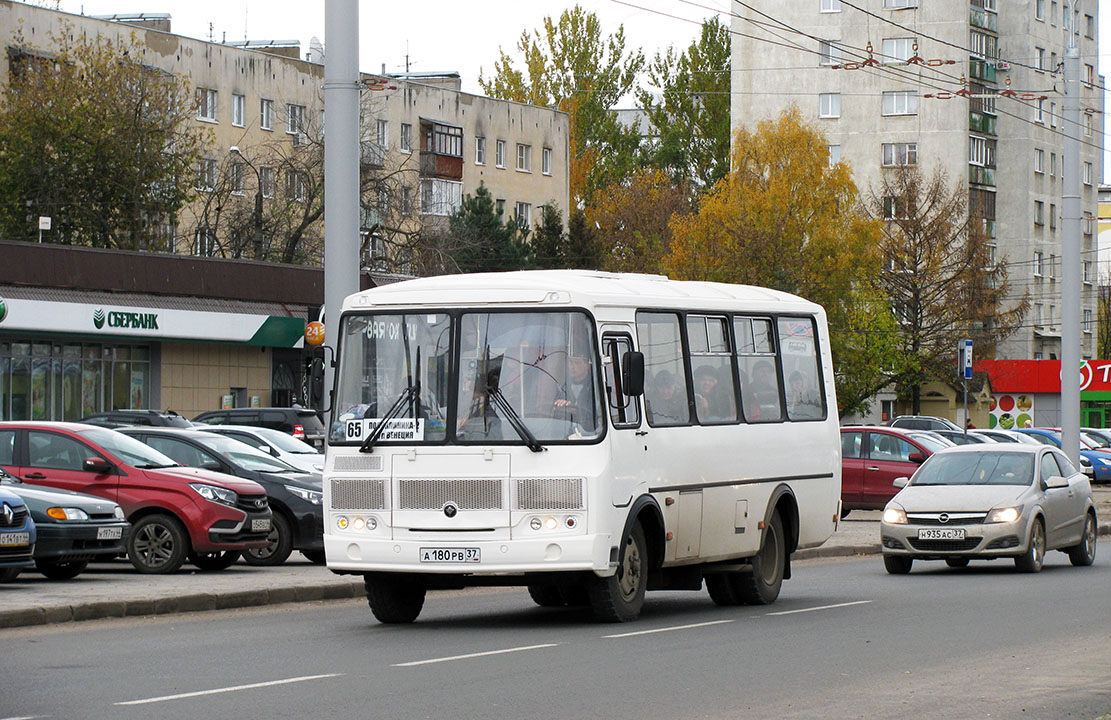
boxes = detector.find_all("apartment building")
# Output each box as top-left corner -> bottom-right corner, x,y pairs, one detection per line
731,0 -> 1103,360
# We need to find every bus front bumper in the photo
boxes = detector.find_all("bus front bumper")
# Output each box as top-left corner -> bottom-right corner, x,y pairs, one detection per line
324,532 -> 614,575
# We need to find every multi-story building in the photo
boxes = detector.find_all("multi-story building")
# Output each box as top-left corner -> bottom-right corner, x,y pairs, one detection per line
731,0 -> 1102,361
0,4 -> 569,269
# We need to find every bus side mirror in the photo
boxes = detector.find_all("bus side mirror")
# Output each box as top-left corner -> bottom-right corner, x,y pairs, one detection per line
622,352 -> 645,397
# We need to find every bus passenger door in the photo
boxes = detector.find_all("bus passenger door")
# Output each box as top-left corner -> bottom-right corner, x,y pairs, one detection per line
601,330 -> 646,507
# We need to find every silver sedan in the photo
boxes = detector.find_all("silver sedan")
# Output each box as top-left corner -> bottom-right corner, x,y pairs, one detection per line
880,444 -> 1097,574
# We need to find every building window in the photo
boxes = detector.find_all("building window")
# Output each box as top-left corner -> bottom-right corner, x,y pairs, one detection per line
819,92 -> 841,118
260,99 -> 273,131
1034,202 -> 1044,226
194,227 -> 217,257
496,139 -> 506,168
882,142 -> 917,166
542,147 -> 552,175
968,136 -> 994,167
1085,64 -> 1095,87
1084,261 -> 1093,283
969,31 -> 997,60
1049,203 -> 1056,230
882,196 -> 905,220
881,37 -> 915,64
1035,47 -> 1046,71
515,201 -> 532,228
196,158 -> 217,192
516,143 -> 532,172
495,198 -> 506,217
828,145 -> 841,167
230,162 -> 244,195
1050,152 -> 1057,176
1085,309 -> 1093,334
260,167 -> 274,199
1086,14 -> 1095,37
232,93 -> 245,127
285,170 -> 307,202
1033,251 -> 1044,276
1036,0 -> 1045,20
882,90 -> 918,116
1084,112 -> 1093,136
400,123 -> 412,153
1034,304 -> 1044,325
884,0 -> 917,7
475,136 -> 486,165
819,40 -> 842,66
1034,98 -> 1045,124
1034,149 -> 1044,173
196,88 -> 217,121
420,178 -> 463,216
820,0 -> 840,11
286,103 -> 306,135
423,123 -> 462,157
376,119 -> 388,149
1084,161 -> 1093,185
401,187 -> 414,215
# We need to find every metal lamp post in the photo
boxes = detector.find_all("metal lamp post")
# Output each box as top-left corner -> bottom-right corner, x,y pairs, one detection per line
229,146 -> 265,259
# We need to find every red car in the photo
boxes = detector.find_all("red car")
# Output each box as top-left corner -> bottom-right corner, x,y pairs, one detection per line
0,422 -> 272,574
840,426 -> 949,517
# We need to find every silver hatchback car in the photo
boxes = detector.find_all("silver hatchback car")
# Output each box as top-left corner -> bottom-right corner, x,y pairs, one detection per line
880,444 -> 1097,574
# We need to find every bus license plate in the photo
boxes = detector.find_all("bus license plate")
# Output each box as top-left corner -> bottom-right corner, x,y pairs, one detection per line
0,532 -> 30,546
252,518 -> 271,532
918,528 -> 965,540
97,527 -> 123,540
420,547 -> 480,563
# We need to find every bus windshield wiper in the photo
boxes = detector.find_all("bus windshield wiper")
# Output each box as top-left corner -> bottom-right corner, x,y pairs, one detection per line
360,346 -> 421,454
485,384 -> 544,453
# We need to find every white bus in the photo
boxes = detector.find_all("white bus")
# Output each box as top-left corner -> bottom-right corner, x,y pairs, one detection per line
324,270 -> 841,622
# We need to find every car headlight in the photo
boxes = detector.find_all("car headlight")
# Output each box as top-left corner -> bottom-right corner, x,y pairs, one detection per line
189,483 -> 239,507
286,484 -> 323,505
114,506 -> 126,520
985,506 -> 1022,524
882,504 -> 907,525
46,507 -> 89,521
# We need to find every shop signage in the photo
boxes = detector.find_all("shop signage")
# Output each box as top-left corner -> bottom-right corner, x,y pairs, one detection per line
93,308 -> 159,330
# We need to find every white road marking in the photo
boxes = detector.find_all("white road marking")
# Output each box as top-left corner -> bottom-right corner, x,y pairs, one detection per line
604,619 -> 735,639
114,673 -> 342,706
1,716 -> 44,719
394,643 -> 559,667
766,600 -> 872,616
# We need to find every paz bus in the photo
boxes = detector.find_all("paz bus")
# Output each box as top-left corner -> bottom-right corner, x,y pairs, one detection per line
323,270 -> 841,622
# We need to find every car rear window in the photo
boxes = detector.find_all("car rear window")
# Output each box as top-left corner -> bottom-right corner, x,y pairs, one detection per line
296,412 -> 324,432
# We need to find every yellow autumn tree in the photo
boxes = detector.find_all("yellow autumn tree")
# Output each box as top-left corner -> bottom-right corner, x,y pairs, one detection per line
587,169 -> 691,274
667,109 -> 898,417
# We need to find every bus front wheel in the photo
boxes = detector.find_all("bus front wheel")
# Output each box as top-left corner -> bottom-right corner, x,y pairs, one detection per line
588,521 -> 647,622
364,573 -> 426,623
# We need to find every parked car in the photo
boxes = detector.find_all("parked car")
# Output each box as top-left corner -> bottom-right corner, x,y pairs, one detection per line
192,407 -> 325,450
1082,428 -> 1111,447
933,430 -> 994,446
119,428 -> 323,566
840,426 -> 942,517
973,429 -> 1044,445
1016,428 -> 1111,482
0,422 -> 272,574
880,444 -> 1097,574
196,425 -> 324,474
80,410 -> 193,429
0,466 -> 129,579
0,485 -> 35,582
888,415 -> 963,432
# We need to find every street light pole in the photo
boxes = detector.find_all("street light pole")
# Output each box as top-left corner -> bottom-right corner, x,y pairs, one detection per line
230,145 -> 264,259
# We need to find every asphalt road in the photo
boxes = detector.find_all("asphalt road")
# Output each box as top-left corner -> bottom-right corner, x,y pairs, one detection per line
4,546 -> 1111,720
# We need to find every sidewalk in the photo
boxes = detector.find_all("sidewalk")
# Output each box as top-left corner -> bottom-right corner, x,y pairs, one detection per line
3,489 -> 1110,629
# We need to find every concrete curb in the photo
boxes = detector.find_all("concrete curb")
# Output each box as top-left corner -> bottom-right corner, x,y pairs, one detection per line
2,521 -> 1109,631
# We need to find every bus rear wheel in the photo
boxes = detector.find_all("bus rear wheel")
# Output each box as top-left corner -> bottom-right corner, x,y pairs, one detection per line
587,521 -> 647,622
364,573 -> 426,623
707,510 -> 786,606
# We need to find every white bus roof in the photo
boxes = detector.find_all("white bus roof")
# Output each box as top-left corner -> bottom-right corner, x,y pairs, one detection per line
342,270 -> 824,315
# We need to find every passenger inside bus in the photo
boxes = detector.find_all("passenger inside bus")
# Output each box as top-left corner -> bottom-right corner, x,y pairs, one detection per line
646,369 -> 688,425
553,354 -> 597,432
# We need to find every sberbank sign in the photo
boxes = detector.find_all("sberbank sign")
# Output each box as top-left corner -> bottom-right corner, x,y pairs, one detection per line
92,307 -> 159,330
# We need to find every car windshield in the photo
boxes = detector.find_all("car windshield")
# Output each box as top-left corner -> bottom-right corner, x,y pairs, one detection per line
77,427 -> 179,468
331,310 -> 602,446
912,452 -> 1034,486
252,427 -> 320,454
908,433 -> 950,452
1025,432 -> 1059,446
191,434 -> 300,473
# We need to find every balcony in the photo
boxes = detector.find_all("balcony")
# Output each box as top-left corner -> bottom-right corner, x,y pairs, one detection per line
969,111 -> 996,135
969,58 -> 997,83
968,165 -> 996,187
419,151 -> 463,181
360,141 -> 385,169
970,8 -> 997,31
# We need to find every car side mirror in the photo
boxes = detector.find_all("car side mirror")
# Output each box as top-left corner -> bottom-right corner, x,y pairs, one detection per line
907,451 -> 925,464
84,457 -> 113,474
200,460 -> 223,472
622,351 -> 645,397
893,476 -> 909,489
1044,474 -> 1069,489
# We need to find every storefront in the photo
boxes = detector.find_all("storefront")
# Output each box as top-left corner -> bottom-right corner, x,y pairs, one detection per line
975,359 -> 1111,429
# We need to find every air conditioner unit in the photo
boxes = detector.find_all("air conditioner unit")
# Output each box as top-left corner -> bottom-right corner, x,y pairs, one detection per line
995,60 -> 1010,71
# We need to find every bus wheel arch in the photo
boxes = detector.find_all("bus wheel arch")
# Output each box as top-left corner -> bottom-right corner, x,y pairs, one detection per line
621,495 -> 665,574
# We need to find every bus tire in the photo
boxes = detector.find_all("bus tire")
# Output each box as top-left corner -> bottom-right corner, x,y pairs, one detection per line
364,573 -> 426,623
587,521 -> 647,622
736,510 -> 785,605
705,573 -> 742,606
527,584 -> 566,607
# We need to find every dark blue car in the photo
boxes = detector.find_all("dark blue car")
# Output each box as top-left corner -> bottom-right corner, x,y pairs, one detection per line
1018,429 -> 1111,482
0,485 -> 36,581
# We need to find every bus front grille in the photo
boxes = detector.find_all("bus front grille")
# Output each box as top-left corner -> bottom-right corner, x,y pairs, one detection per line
331,478 -> 386,510
515,477 -> 584,510
397,478 -> 504,510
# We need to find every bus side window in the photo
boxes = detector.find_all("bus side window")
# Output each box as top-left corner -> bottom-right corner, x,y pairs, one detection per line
778,317 -> 826,421
687,315 -> 738,425
602,335 -> 641,428
637,312 -> 691,427
735,317 -> 783,422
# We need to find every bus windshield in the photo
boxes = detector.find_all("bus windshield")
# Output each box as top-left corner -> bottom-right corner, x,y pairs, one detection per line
330,310 -> 602,445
